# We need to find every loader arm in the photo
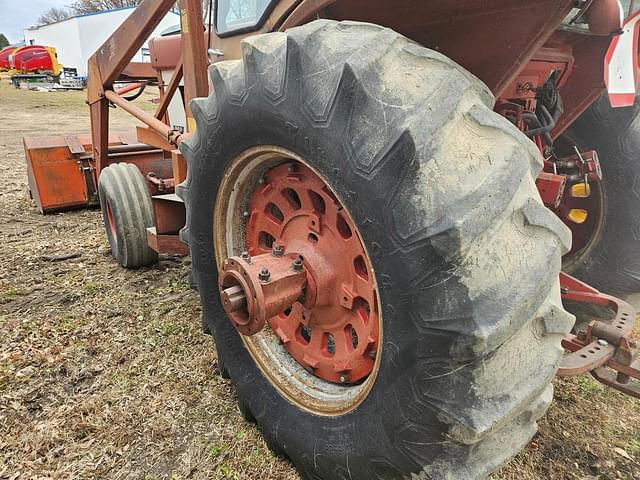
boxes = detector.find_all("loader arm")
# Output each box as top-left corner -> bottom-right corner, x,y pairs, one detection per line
88,0 -> 208,176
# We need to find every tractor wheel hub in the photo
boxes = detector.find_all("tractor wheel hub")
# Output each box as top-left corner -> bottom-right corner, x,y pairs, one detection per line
220,252 -> 307,336
219,162 -> 380,384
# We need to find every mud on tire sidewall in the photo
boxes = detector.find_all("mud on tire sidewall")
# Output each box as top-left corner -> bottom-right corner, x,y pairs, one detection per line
181,20 -> 572,479
186,121 -> 458,479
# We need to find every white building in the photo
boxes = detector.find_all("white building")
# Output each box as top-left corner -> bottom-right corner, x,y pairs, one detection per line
23,7 -> 179,77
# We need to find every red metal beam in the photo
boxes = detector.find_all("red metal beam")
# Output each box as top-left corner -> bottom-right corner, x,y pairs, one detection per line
104,89 -> 184,147
87,0 -> 177,175
178,0 -> 209,132
120,61 -> 157,80
93,0 -> 177,89
89,98 -> 110,177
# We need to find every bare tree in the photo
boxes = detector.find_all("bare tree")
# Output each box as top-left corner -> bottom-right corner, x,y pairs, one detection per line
70,1 -> 208,17
38,1 -> 208,27
36,7 -> 72,26
69,1 -> 144,14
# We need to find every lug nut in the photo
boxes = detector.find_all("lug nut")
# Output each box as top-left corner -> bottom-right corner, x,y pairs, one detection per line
258,176 -> 266,184
258,267 -> 271,282
368,350 -> 376,359
339,374 -> 348,384
292,258 -> 304,272
272,243 -> 284,257
242,210 -> 250,218
288,163 -> 297,173
241,251 -> 251,263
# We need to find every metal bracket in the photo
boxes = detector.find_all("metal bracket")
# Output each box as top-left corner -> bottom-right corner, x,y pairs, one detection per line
558,272 -> 639,398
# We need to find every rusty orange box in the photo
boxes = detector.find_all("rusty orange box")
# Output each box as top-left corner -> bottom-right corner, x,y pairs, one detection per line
24,133 -> 152,213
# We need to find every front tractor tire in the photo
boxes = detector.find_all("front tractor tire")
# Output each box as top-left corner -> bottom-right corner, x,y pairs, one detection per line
179,21 -> 574,479
98,163 -> 158,268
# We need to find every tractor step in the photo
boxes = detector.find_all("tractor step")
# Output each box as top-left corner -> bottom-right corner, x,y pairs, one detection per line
147,194 -> 188,256
146,227 -> 189,256
152,193 -> 185,234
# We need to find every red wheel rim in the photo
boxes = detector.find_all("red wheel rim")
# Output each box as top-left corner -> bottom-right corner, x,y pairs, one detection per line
105,200 -> 117,248
244,162 -> 380,384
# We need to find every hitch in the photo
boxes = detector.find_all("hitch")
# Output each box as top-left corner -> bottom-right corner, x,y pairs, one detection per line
558,273 -> 640,398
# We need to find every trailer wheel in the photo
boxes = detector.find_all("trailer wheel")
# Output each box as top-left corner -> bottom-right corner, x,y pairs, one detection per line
98,163 -> 158,268
563,93 -> 640,296
179,21 -> 573,479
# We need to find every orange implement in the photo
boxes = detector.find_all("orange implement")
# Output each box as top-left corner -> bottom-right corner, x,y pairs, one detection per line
24,133 -> 168,213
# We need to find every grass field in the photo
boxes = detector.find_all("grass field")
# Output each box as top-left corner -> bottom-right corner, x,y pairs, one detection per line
0,77 -> 639,479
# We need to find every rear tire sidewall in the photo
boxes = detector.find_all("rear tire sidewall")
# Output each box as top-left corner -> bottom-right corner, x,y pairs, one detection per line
187,96 -> 457,475
182,21 -> 571,478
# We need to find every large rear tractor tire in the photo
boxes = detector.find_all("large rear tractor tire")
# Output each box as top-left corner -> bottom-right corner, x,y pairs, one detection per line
179,20 -> 574,479
98,163 -> 158,268
563,93 -> 640,296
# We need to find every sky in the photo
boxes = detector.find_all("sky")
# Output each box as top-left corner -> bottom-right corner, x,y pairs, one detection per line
0,0 -> 70,44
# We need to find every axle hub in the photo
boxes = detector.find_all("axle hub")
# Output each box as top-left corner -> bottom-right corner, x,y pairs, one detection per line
220,252 -> 307,336
219,161 -> 380,384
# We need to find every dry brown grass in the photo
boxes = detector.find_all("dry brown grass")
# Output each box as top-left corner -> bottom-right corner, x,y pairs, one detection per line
0,77 -> 638,480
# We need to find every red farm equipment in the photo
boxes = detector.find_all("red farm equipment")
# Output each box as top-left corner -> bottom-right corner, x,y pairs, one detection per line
0,46 -> 16,71
4,44 -> 64,88
8,45 -> 61,75
22,0 -> 640,478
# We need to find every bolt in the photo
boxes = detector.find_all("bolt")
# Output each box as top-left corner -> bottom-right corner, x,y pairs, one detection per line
339,374 -> 348,384
241,251 -> 251,264
597,339 -> 609,347
288,163 -> 297,173
258,267 -> 271,282
617,372 -> 631,385
242,210 -> 250,218
258,176 -> 266,184
368,350 -> 376,359
292,258 -> 304,272
272,243 -> 284,257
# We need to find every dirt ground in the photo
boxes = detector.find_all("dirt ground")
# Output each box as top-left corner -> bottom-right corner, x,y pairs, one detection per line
0,78 -> 639,480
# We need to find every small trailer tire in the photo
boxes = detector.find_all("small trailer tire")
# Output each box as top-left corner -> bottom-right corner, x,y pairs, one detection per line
98,162 -> 158,268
